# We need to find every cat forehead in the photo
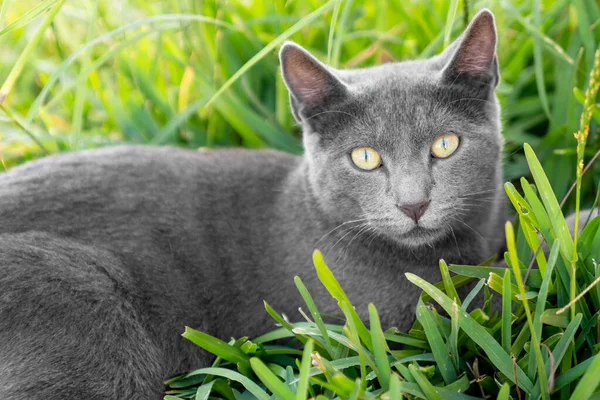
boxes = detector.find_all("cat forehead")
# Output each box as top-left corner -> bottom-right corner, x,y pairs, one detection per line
335,59 -> 442,86
336,62 -> 492,127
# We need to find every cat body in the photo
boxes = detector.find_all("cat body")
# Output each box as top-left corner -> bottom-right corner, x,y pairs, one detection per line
0,10 -> 505,399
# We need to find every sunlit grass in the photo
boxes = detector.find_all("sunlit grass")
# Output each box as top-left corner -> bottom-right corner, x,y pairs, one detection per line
0,1 -> 599,398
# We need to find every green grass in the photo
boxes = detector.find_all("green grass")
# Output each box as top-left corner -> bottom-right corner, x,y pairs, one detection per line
1,0 -> 600,399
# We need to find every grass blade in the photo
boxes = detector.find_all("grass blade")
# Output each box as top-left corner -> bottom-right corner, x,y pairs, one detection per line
506,222 -> 548,398
295,339 -> 314,400
0,0 -> 65,103
250,358 -> 295,400
416,303 -> 457,384
443,0 -> 459,48
405,272 -> 534,393
524,144 -> 574,267
440,259 -> 461,304
202,0 -> 337,112
313,250 -> 373,351
0,0 -> 58,37
569,354 -> 600,400
502,268 -> 512,354
295,276 -> 334,358
369,304 -> 391,391
182,327 -> 251,375
174,367 -> 269,400
531,0 -> 551,119
408,364 -> 443,400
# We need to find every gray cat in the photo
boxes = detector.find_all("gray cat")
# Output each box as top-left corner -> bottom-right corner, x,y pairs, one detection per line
0,9 -> 505,399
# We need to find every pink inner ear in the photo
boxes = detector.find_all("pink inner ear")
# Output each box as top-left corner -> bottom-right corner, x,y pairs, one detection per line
455,14 -> 496,74
283,48 -> 330,103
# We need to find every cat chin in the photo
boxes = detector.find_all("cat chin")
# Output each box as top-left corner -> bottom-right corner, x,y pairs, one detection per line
385,225 -> 448,248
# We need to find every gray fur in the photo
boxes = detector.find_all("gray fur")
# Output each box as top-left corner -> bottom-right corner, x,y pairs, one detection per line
0,10 -> 506,399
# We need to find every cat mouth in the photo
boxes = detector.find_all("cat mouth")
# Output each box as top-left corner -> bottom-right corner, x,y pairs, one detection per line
398,224 -> 436,237
410,225 -> 435,234
390,225 -> 447,247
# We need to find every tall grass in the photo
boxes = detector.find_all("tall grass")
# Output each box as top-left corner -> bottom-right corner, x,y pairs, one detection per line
0,0 -> 598,205
1,1 -> 599,398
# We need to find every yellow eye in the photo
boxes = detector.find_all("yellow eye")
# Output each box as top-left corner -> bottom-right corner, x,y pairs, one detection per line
350,147 -> 382,171
431,134 -> 460,158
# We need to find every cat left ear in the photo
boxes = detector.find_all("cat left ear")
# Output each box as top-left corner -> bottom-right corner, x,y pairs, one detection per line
442,9 -> 499,88
279,42 -> 348,122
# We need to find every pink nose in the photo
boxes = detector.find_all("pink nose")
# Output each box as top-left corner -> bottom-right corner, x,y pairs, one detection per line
397,200 -> 430,223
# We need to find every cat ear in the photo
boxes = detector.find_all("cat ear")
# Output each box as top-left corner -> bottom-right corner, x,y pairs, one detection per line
441,9 -> 499,87
279,42 -> 348,122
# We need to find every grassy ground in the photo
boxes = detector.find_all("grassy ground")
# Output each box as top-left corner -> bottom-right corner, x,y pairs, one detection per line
1,1 -> 600,399
0,0 -> 598,206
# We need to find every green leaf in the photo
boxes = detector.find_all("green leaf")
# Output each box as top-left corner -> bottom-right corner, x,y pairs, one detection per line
405,273 -> 534,393
529,240 -> 559,378
388,373 -> 403,399
570,354 -> 600,400
497,383 -> 510,400
462,279 -> 485,310
408,364 -> 443,400
555,355 -> 595,391
369,304 -> 391,391
250,358 -> 295,400
502,268 -> 512,354
531,314 -> 583,399
313,250 -> 372,351
0,0 -> 66,103
202,0 -> 338,111
0,0 -> 59,37
448,265 -> 543,289
341,302 -> 369,388
295,339 -> 314,400
195,381 -> 215,400
440,259 -> 461,305
540,309 -> 570,328
506,221 -> 548,398
177,367 -> 270,400
523,143 -> 574,266
531,0 -> 551,119
415,303 -> 457,384
182,327 -> 251,375
295,276 -> 333,357
442,0 -> 459,48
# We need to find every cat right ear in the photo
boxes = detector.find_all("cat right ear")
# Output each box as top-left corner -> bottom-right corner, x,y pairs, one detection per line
279,42 -> 348,122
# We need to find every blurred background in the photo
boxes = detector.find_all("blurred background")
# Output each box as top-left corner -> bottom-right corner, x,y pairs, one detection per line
0,0 -> 598,208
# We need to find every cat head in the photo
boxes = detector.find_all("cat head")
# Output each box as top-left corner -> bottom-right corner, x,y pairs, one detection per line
280,10 -> 503,250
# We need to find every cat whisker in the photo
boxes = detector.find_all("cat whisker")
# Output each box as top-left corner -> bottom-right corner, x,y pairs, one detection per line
315,218 -> 373,247
458,197 -> 497,203
448,216 -> 488,244
447,97 -> 496,106
324,223 -> 370,257
458,188 -> 499,197
337,224 -> 373,263
446,223 -> 462,259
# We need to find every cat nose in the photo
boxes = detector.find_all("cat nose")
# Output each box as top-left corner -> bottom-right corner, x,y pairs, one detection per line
397,200 -> 430,223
